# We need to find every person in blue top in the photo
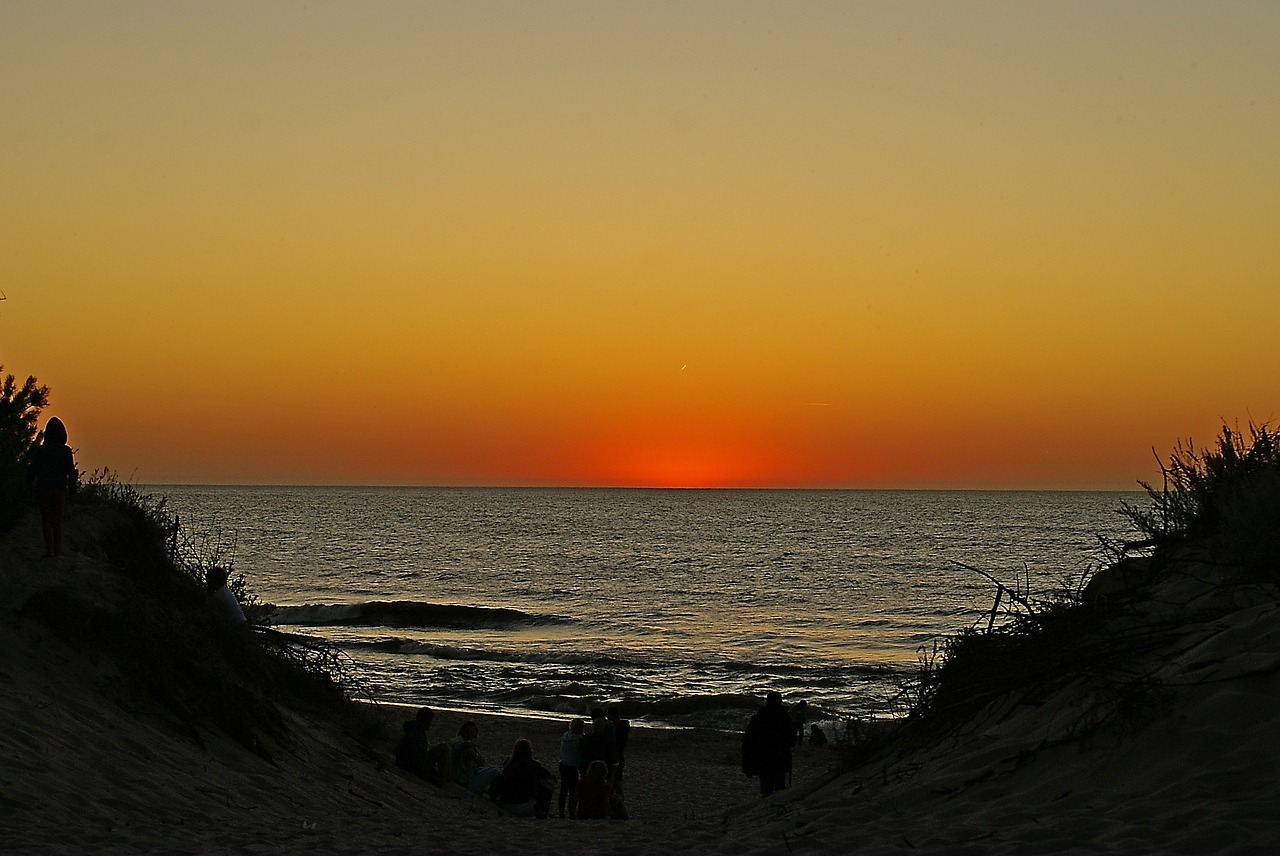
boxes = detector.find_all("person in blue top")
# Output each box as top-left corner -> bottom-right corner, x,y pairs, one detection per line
557,718 -> 585,818
30,417 -> 77,558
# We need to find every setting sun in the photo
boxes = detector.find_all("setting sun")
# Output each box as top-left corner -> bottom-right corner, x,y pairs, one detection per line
2,3 -> 1276,488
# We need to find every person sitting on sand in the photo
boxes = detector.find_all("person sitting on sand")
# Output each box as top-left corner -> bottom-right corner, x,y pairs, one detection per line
557,718 -> 584,818
395,707 -> 447,785
447,721 -> 501,794
30,416 -> 77,558
207,567 -> 247,626
493,738 -> 554,818
742,691 -> 795,797
569,759 -> 612,819
808,722 -> 828,747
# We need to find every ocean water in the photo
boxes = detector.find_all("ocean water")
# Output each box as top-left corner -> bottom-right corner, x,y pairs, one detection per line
153,487 -> 1142,729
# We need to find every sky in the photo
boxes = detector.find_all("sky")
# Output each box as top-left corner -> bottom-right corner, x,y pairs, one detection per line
2,1 -> 1277,489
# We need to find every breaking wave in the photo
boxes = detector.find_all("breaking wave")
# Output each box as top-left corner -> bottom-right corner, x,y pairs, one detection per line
340,637 -> 648,668
268,601 -> 566,630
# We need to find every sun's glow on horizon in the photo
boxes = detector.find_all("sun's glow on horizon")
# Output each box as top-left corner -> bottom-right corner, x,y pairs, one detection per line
2,3 -> 1276,489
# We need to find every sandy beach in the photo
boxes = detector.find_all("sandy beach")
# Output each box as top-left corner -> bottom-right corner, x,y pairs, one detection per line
1,506 -> 834,854
5,504 -> 1280,854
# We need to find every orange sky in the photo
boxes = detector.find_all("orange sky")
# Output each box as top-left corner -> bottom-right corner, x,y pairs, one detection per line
3,2 -> 1277,488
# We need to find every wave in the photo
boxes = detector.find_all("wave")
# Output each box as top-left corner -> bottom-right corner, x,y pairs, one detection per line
713,659 -> 909,680
620,691 -> 905,730
268,601 -> 566,630
514,691 -> 759,721
341,637 -> 649,668
634,692 -> 764,718
511,691 -> 856,731
337,635 -> 910,678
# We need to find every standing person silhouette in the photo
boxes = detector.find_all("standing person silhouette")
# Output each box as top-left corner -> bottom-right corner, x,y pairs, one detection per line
741,691 -> 795,797
30,417 -> 77,558
557,718 -> 585,818
580,708 -> 616,781
608,705 -> 631,789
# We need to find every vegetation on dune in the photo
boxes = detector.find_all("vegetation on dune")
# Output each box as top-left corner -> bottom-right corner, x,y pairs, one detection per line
837,420 -> 1280,772
2,367 -> 372,758
40,474 -> 371,752
0,367 -> 50,530
1121,421 -> 1280,576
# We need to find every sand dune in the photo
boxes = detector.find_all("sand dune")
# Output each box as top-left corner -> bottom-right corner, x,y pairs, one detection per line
4,506 -> 1279,854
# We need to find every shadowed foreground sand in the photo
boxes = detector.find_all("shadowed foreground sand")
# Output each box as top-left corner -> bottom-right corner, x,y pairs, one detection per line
4,508 -> 1280,854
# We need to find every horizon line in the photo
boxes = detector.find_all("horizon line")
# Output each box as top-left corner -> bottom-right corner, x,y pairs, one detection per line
134,481 -> 1142,493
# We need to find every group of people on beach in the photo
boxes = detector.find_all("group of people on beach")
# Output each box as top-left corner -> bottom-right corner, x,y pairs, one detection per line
398,690 -> 816,819
395,705 -> 630,820
556,706 -> 630,819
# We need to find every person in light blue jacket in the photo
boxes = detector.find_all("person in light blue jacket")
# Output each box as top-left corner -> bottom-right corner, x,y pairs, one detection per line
557,718 -> 584,818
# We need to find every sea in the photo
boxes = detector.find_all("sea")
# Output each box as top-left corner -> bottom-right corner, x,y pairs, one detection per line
152,487 -> 1144,731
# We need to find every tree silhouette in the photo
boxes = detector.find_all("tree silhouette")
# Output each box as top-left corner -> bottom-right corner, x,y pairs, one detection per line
0,367 -> 50,528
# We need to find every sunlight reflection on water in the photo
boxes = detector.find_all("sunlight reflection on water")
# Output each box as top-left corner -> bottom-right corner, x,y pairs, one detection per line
156,486 -> 1140,726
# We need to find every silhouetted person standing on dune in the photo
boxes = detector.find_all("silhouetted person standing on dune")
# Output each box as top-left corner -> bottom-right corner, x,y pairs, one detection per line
30,416 -> 76,558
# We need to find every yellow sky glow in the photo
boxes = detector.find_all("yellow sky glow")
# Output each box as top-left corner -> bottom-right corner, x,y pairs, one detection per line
3,2 -> 1277,488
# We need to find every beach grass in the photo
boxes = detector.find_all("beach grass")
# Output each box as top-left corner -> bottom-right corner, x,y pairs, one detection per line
21,471 -> 371,757
844,421 -> 1280,771
0,368 -> 49,529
